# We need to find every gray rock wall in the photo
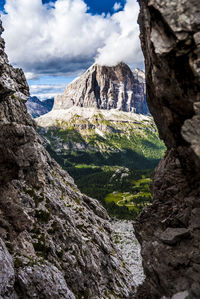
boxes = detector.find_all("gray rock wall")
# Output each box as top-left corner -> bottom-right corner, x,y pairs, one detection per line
135,0 -> 200,298
0,21 -> 134,298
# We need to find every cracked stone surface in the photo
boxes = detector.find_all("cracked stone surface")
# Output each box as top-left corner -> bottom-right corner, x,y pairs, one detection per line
135,0 -> 200,298
0,20 -> 134,299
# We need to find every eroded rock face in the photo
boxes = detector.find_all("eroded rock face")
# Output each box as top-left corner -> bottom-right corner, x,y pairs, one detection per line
135,0 -> 200,298
0,21 -> 134,298
0,238 -> 15,298
54,62 -> 149,114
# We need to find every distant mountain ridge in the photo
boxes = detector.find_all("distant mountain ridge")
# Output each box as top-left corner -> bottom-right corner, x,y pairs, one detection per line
36,63 -> 164,220
54,62 -> 149,115
26,96 -> 54,118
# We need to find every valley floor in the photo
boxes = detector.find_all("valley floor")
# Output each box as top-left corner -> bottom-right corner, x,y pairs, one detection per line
37,109 -> 166,219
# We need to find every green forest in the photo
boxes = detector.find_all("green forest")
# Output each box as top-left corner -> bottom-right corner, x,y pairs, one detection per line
38,114 -> 166,219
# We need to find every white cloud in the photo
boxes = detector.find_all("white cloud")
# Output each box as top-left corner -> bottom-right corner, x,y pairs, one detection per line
113,2 -> 122,11
25,72 -> 39,80
1,0 -> 143,77
29,84 -> 66,98
95,0 -> 143,68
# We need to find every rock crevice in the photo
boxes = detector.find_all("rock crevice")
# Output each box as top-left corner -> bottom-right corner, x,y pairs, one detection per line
135,0 -> 200,298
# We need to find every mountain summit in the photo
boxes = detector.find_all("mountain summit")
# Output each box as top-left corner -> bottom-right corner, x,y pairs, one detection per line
54,62 -> 148,114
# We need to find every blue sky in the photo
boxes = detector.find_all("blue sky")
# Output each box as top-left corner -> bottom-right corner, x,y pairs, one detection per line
0,0 -> 143,99
84,0 -> 126,14
0,1 -> 5,11
0,0 -> 126,16
42,0 -> 126,14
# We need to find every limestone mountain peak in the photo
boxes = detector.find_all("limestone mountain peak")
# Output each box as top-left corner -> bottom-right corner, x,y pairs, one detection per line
54,62 -> 148,114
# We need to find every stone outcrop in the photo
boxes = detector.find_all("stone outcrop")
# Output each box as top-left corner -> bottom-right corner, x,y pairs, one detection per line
0,21 -> 134,298
26,96 -> 54,118
0,238 -> 15,298
132,68 -> 148,115
54,62 -> 149,114
135,0 -> 200,298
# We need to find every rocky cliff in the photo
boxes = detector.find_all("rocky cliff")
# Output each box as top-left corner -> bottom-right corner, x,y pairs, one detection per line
0,21 -> 135,298
54,62 -> 149,114
135,0 -> 200,298
26,96 -> 54,118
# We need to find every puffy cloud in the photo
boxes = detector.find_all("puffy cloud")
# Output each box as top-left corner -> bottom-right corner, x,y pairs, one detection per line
25,72 -> 40,80
96,0 -> 143,68
113,2 -> 122,12
1,0 -> 143,78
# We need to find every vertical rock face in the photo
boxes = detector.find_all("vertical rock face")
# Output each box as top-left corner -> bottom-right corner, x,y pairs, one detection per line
132,68 -> 148,115
0,238 -> 15,299
135,0 -> 200,298
54,62 -> 149,114
0,21 -> 134,298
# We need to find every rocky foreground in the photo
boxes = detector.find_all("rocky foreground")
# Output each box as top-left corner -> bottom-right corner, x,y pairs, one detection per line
135,0 -> 200,298
0,21 -> 135,298
1,0 -> 200,296
111,220 -> 145,287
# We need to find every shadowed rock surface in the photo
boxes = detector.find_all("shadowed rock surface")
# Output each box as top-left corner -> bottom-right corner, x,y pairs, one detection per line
0,21 -> 135,298
54,62 -> 149,115
135,0 -> 200,298
26,96 -> 54,118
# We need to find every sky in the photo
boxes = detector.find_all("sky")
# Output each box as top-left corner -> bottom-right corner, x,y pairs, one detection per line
0,0 -> 143,99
